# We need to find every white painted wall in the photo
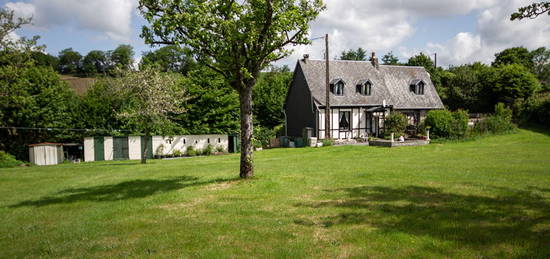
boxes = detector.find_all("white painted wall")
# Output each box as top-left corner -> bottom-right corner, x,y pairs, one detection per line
104,137 -> 113,161
29,145 -> 64,166
84,137 -> 94,162
152,135 -> 229,156
128,136 -> 141,160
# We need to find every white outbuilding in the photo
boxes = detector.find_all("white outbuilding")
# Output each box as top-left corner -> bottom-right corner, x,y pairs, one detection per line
28,143 -> 64,166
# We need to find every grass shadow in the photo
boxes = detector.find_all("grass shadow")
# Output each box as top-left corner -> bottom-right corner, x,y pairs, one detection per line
10,176 -> 240,208
295,185 -> 550,257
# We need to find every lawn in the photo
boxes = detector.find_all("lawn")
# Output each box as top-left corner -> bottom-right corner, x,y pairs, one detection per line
1,129 -> 549,258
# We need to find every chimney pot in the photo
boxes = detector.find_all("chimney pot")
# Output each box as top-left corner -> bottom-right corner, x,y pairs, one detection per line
371,52 -> 379,69
303,54 -> 309,62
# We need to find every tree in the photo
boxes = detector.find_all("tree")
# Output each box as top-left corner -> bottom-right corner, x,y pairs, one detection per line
382,51 -> 399,65
111,44 -> 134,70
442,63 -> 495,112
31,51 -> 58,69
139,0 -> 325,178
407,52 -> 434,71
140,46 -> 196,75
109,67 -> 187,164
82,50 -> 108,75
58,48 -> 82,74
531,47 -> 550,91
0,8 -> 43,68
340,48 -> 367,61
489,64 -> 541,105
493,47 -> 533,69
511,2 -> 550,20
253,66 -> 292,129
175,67 -> 240,134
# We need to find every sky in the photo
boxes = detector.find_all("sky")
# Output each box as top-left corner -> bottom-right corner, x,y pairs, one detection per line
3,0 -> 550,68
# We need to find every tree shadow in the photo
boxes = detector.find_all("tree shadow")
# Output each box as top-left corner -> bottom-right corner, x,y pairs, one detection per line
10,176 -> 239,208
294,185 -> 550,257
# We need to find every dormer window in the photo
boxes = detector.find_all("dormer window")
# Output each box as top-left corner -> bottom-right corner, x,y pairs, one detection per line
410,79 -> 425,95
330,78 -> 345,96
356,80 -> 372,96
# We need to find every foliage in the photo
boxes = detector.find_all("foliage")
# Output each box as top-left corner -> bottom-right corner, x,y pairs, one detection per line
139,0 -> 325,178
175,67 -> 239,134
185,146 -> 196,157
425,110 -> 468,139
407,52 -> 434,71
473,103 -> 516,135
321,139 -> 333,147
203,144 -> 213,156
492,47 -> 534,69
511,2 -> 550,20
0,8 -> 43,68
215,145 -> 226,153
172,149 -> 183,157
382,51 -> 400,65
108,67 -> 188,163
58,48 -> 82,74
140,46 -> 196,75
110,44 -> 134,70
384,112 -> 408,137
253,126 -> 275,148
82,50 -> 108,75
442,63 -> 495,112
31,52 -> 58,69
0,150 -> 23,168
488,64 -> 540,105
340,48 -> 367,61
531,47 -> 550,91
253,66 -> 292,129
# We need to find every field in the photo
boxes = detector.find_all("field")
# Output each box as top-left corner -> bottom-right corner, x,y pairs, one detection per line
1,129 -> 549,258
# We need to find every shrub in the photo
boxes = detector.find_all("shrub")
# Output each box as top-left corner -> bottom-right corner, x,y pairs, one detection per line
186,146 -> 197,157
474,103 -> 516,135
253,126 -> 275,148
215,145 -> 226,153
0,151 -> 23,168
172,149 -> 183,157
514,93 -> 550,127
322,139 -> 333,147
425,109 -> 469,139
203,144 -> 213,156
425,110 -> 453,138
384,112 -> 408,137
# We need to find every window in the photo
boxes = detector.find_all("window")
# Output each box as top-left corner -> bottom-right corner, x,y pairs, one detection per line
410,80 -> 425,95
356,80 -> 372,96
207,138 -> 210,144
339,111 -> 351,131
183,139 -> 186,144
218,138 -> 221,143
330,79 -> 345,96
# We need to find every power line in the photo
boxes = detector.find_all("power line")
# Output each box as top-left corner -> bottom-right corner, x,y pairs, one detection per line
0,126 -> 133,132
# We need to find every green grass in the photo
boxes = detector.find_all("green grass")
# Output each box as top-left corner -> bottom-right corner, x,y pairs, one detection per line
1,129 -> 549,258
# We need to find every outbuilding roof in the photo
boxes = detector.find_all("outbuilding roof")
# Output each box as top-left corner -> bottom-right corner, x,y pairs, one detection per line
297,59 -> 444,109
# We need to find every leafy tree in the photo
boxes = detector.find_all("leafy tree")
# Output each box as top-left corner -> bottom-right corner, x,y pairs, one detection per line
442,63 -> 495,112
340,48 -> 367,61
31,51 -> 58,69
253,66 -> 292,129
82,50 -> 108,75
382,51 -> 400,65
493,47 -> 533,69
531,47 -> 550,91
0,8 -> 43,68
58,48 -> 82,74
139,0 -> 325,178
384,112 -> 407,137
140,46 -> 196,74
488,64 -> 540,105
108,67 -> 187,164
511,2 -> 550,20
79,79 -> 127,135
407,52 -> 434,71
175,67 -> 239,134
110,44 -> 134,70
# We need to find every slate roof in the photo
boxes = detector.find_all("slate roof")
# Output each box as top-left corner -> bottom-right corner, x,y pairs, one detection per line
297,59 -> 444,109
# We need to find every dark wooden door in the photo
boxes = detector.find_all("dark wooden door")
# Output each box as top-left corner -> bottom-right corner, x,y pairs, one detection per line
113,137 -> 129,160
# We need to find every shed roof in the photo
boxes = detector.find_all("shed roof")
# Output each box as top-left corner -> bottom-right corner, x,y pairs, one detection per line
297,59 -> 444,109
28,142 -> 64,147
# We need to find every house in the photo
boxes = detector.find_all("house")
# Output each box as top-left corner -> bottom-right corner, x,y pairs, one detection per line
284,53 -> 444,139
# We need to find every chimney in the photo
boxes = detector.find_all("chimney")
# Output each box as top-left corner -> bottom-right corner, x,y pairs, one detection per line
302,54 -> 309,62
371,52 -> 379,69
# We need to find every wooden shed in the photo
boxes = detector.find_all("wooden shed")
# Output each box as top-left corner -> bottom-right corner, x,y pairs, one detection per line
28,143 -> 64,166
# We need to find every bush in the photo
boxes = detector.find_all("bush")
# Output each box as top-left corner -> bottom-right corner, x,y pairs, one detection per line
425,109 -> 469,139
186,146 -> 197,157
203,144 -> 213,156
253,126 -> 275,148
172,149 -> 183,157
321,139 -> 333,147
384,112 -> 408,137
474,103 -> 516,135
515,93 -> 550,127
215,145 -> 226,153
0,151 -> 23,168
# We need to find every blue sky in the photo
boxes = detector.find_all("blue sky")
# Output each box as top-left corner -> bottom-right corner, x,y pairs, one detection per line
3,0 -> 550,67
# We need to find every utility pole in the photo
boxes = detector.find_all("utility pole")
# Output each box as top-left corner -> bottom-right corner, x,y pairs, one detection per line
325,34 -> 331,140
434,53 -> 437,69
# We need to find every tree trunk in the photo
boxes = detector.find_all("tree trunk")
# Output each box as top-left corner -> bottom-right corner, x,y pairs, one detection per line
141,132 -> 149,164
239,85 -> 254,178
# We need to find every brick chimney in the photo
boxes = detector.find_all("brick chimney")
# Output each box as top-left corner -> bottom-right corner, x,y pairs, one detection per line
371,52 -> 379,69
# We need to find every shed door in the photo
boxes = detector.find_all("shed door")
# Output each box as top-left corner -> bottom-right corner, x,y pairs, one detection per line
94,137 -> 105,161
113,137 -> 129,160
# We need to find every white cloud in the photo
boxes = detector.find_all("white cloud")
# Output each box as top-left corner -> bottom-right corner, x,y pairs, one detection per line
5,0 -> 137,42
424,0 -> 550,66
